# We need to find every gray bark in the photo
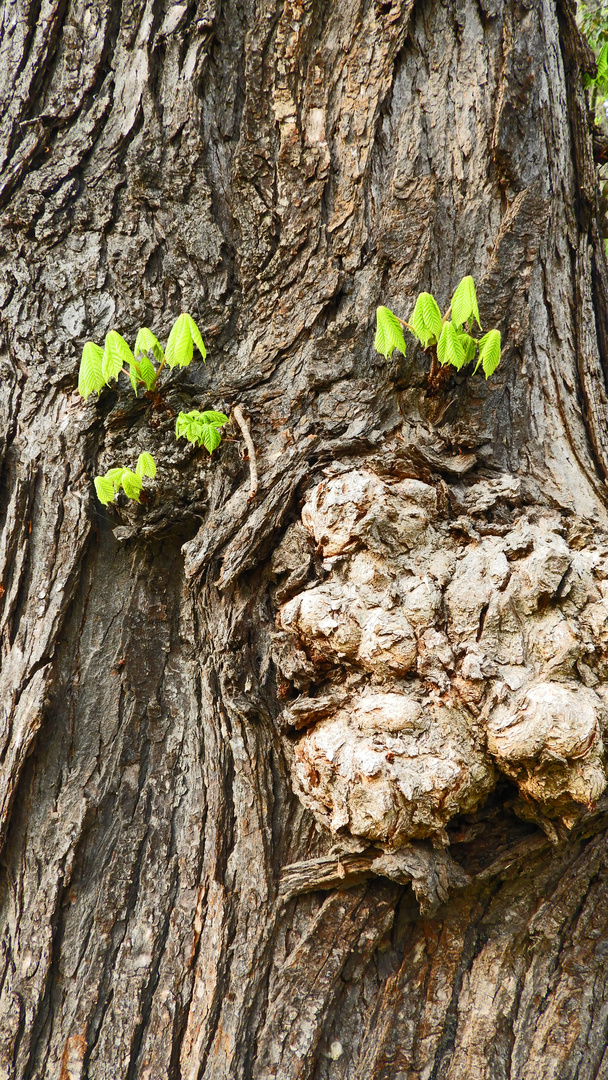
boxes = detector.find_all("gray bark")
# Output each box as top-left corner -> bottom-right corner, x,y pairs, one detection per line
1,0 -> 608,1077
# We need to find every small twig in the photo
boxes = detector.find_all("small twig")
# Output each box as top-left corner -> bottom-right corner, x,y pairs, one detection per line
153,352 -> 167,384
395,314 -> 416,333
233,405 -> 258,500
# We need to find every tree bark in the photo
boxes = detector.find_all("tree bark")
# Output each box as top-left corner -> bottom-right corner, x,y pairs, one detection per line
2,0 -> 608,1077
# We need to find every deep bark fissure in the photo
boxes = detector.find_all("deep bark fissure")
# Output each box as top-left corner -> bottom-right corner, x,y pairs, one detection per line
428,897 -> 495,1080
124,863 -> 180,1080
19,852 -> 73,1080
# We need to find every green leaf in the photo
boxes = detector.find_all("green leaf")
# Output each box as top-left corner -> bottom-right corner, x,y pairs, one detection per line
176,412 -> 194,440
437,322 -> 466,369
175,410 -> 225,452
105,468 -> 125,488
134,327 -> 163,362
457,331 -> 478,366
128,365 -> 139,393
135,327 -> 164,365
176,410 -> 225,446
598,41 -> 608,84
94,475 -> 116,505
78,342 -> 106,398
421,293 -> 443,340
450,276 -> 481,330
120,469 -> 143,502
199,424 -> 222,453
102,330 -> 135,381
374,306 -> 406,359
165,314 -> 194,368
410,292 -> 443,347
138,356 -> 157,390
184,314 -> 207,361
199,410 -> 229,426
136,452 -> 157,479
476,329 -> 501,378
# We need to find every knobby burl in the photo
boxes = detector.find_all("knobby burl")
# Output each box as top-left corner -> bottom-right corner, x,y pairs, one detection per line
271,469 -> 608,860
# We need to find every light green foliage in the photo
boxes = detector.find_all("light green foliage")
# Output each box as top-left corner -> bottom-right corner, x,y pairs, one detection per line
77,313 -> 206,399
450,276 -> 481,330
476,329 -> 502,378
136,452 -> 157,478
165,313 -> 207,369
94,454 -> 156,505
584,40 -> 608,117
175,410 -> 229,454
411,293 -> 443,347
134,327 -> 164,365
102,330 -> 135,382
437,321 -> 466,369
374,276 -> 501,379
138,356 -> 157,390
374,306 -> 407,359
598,41 -> 608,90
120,469 -> 143,501
580,2 -> 608,129
459,332 -> 478,365
78,313 -> 229,510
93,475 -> 116,505
580,1 -> 608,259
78,342 -> 106,398
580,0 -> 608,55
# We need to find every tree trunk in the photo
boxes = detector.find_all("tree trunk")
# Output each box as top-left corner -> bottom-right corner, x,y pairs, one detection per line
2,0 -> 608,1076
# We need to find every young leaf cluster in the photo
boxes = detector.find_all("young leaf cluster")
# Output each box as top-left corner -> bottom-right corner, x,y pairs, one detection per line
375,276 -> 502,379
579,2 -> 608,127
80,314 -> 237,508
77,313 -> 206,400
585,40 -> 608,89
579,0 -> 608,56
94,453 -> 157,506
584,40 -> 608,120
175,410 -> 229,454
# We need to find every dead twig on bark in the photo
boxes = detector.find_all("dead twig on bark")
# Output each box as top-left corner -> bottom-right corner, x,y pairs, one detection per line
233,405 -> 258,501
279,844 -> 470,914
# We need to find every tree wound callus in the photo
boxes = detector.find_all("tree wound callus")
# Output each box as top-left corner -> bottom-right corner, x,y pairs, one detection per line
273,469 -> 608,869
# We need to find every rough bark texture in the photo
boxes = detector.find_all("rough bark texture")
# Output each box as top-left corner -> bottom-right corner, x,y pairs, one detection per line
2,0 -> 608,1077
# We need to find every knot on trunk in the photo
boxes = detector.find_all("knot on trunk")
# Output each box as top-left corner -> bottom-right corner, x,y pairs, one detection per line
271,467 -> 608,866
